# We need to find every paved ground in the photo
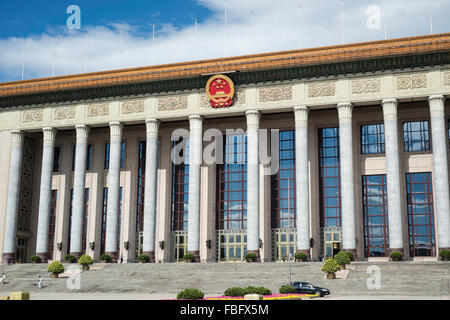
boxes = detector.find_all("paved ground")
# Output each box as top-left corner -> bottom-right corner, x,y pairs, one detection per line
0,261 -> 449,300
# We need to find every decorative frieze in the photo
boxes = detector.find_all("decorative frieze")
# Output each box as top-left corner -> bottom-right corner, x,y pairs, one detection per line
87,103 -> 109,117
200,90 -> 245,108
158,96 -> 188,111
22,109 -> 43,123
53,106 -> 75,120
443,72 -> 450,86
121,100 -> 145,114
259,86 -> 292,102
307,82 -> 336,98
351,78 -> 381,94
396,73 -> 427,90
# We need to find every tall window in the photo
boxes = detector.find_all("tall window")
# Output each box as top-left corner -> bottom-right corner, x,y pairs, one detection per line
171,138 -> 190,231
319,128 -> 341,228
104,142 -> 126,169
217,134 -> 247,230
406,172 -> 436,257
361,124 -> 385,154
403,121 -> 430,152
362,175 -> 389,257
271,130 -> 296,228
136,141 -> 146,234
53,146 -> 61,173
72,144 -> 93,171
47,190 -> 58,259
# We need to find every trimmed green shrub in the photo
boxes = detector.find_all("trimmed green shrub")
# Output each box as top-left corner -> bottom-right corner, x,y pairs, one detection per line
78,254 -> 93,266
244,253 -> 257,262
183,253 -> 195,262
138,254 -> 149,263
279,285 -> 295,294
177,288 -> 204,300
439,250 -> 450,261
65,254 -> 76,263
345,251 -> 354,262
321,258 -> 341,275
100,254 -> 112,263
47,261 -> 64,275
390,251 -> 403,261
334,251 -> 351,267
294,252 -> 307,262
244,286 -> 272,296
224,287 -> 246,297
30,255 -> 41,263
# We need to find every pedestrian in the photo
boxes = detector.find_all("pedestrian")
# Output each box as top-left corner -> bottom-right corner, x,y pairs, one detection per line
1,273 -> 6,285
38,275 -> 43,289
120,254 -> 124,264
7,257 -> 11,266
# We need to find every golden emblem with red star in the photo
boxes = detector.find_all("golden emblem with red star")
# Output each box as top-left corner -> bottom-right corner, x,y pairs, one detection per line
206,74 -> 235,108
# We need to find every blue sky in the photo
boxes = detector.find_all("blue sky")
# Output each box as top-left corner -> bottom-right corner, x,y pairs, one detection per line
0,0 -> 449,83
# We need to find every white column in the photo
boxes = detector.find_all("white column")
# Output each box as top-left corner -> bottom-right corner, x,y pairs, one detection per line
35,127 -> 57,262
70,124 -> 90,258
142,119 -> 159,262
337,102 -> 357,257
187,115 -> 203,262
428,95 -> 450,254
2,130 -> 24,263
246,110 -> 261,260
294,106 -> 311,259
382,99 -> 404,255
105,122 -> 123,261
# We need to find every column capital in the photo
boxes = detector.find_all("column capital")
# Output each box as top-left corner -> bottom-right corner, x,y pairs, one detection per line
428,95 -> 446,118
293,106 -> 309,127
75,124 -> 90,143
336,102 -> 353,123
188,115 -> 203,132
382,98 -> 399,121
428,94 -> 445,103
109,121 -> 124,141
145,118 -> 160,138
245,110 -> 260,130
10,130 -> 24,148
42,127 -> 57,146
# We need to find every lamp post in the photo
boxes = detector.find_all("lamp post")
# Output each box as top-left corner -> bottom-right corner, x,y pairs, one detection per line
289,253 -> 293,285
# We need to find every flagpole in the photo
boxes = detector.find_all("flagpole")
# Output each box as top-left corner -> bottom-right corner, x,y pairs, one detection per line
427,0 -> 433,35
21,40 -> 25,80
298,4 -> 302,50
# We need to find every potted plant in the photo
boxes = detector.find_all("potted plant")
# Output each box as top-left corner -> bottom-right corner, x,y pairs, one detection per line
30,255 -> 41,264
390,251 -> 403,261
321,258 -> 341,279
439,250 -> 450,261
47,261 -> 64,278
78,254 -> 93,270
100,254 -> 112,263
294,252 -> 307,262
65,254 -> 76,263
334,251 -> 351,269
183,253 -> 195,262
244,253 -> 257,262
345,251 -> 354,262
138,254 -> 149,263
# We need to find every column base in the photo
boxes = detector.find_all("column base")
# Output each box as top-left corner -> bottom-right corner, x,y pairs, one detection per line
343,249 -> 357,261
2,253 -> 15,264
70,252 -> 82,260
246,250 -> 261,262
142,251 -> 155,263
187,251 -> 200,263
296,249 -> 311,261
438,247 -> 450,261
105,252 -> 118,263
36,252 -> 48,263
389,248 -> 405,261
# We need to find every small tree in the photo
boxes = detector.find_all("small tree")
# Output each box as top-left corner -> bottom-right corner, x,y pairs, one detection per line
47,261 -> 64,278
30,255 -> 41,263
138,254 -> 149,263
321,258 -> 341,279
390,251 -> 403,261
279,285 -> 295,294
100,254 -> 112,263
224,287 -> 246,297
244,253 -> 257,262
65,254 -> 76,263
439,250 -> 450,261
334,251 -> 351,269
177,288 -> 204,300
294,252 -> 307,262
78,254 -> 93,270
183,253 -> 195,262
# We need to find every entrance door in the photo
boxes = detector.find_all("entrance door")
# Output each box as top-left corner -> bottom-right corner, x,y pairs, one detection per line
323,227 -> 342,259
16,238 -> 28,263
217,230 -> 247,262
171,231 -> 188,262
272,228 -> 296,261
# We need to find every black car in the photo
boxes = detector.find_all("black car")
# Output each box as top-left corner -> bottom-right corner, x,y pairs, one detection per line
289,282 -> 330,297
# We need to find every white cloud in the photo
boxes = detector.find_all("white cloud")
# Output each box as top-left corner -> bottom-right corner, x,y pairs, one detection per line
0,0 -> 449,82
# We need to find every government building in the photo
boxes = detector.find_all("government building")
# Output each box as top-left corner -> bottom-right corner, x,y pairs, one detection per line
0,33 -> 449,264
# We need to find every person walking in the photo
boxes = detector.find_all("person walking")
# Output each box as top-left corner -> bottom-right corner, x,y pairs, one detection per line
120,254 -> 124,264
38,275 -> 43,289
1,273 -> 6,285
